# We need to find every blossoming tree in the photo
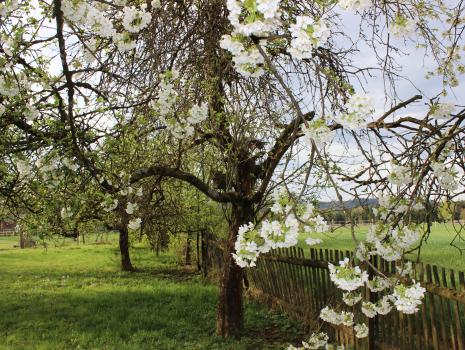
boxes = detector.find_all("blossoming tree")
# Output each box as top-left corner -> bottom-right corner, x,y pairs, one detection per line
1,0 -> 464,346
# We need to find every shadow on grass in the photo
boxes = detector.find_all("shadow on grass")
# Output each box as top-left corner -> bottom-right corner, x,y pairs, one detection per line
1,265 -> 303,350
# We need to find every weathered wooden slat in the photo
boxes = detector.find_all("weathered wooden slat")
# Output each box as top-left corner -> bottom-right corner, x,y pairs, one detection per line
432,265 -> 448,348
442,267 -> 455,350
426,264 -> 440,350
450,270 -> 464,350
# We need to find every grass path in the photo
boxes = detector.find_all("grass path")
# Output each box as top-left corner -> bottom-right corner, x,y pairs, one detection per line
0,241 -> 302,350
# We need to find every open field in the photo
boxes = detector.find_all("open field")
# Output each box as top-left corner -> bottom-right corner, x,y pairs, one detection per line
0,239 -> 303,350
298,222 -> 465,271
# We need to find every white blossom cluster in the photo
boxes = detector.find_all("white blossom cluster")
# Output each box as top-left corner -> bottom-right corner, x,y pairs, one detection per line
390,16 -> 417,38
338,0 -> 371,11
128,217 -> 142,230
302,119 -> 335,148
375,295 -> 393,315
0,75 -> 20,97
220,35 -> 265,77
333,93 -> 374,130
364,225 -> 419,261
153,71 -> 209,139
367,276 -> 390,292
431,161 -> 459,191
289,16 -> 330,60
226,0 -> 281,37
430,102 -> 455,119
301,332 -> 329,349
387,164 -> 412,186
61,0 -> 152,53
342,292 -> 362,306
361,301 -> 377,318
233,190 -> 328,267
122,5 -> 152,33
354,323 -> 369,338
0,0 -> 20,18
320,307 -> 354,327
392,282 -> 426,314
125,202 -> 138,215
232,222 -> 266,268
328,257 -> 369,291
101,197 -> 118,212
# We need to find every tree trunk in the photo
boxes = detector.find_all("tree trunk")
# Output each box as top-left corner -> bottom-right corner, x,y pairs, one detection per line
216,202 -> 253,337
117,205 -> 134,271
119,224 -> 134,271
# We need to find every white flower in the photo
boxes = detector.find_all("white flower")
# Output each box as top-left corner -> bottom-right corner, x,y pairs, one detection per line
328,258 -> 368,291
125,202 -> 138,215
328,258 -> 369,291
333,93 -> 374,130
431,162 -> 459,191
320,308 -> 353,327
220,34 -> 245,56
187,102 -> 209,124
375,240 -> 402,261
302,119 -> 335,147
342,292 -> 362,306
256,0 -> 281,19
122,6 -> 152,33
338,0 -> 371,11
302,332 -> 329,349
102,198 -> 118,212
375,295 -> 393,315
289,17 -> 330,60
0,76 -> 19,96
392,227 -> 419,249
367,276 -> 390,292
232,47 -> 265,77
151,0 -> 161,9
392,282 -> 425,314
226,0 -> 280,36
430,102 -> 455,119
354,323 -> 369,338
0,104 -> 5,116
128,218 -> 142,230
396,261 -> 413,277
23,104 -> 39,121
390,16 -> 417,38
361,301 -> 377,318
114,32 -> 137,52
387,164 -> 412,186
320,307 -> 342,325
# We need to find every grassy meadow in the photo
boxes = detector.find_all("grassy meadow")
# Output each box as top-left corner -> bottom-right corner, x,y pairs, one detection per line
0,222 -> 464,349
298,222 -> 465,271
0,236 -> 303,350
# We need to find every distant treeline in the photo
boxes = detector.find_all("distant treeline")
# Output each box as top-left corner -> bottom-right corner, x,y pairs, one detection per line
320,199 -> 465,224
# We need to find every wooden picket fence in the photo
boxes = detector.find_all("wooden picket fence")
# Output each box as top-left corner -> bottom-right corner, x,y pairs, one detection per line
245,247 -> 465,350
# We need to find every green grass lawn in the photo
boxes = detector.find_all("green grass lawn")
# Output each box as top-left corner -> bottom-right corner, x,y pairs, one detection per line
298,222 -> 465,271
0,239 -> 303,350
